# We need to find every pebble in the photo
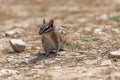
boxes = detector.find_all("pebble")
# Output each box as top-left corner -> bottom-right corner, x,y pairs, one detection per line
98,14 -> 108,20
34,65 -> 45,69
94,28 -> 107,36
9,39 -> 26,52
6,56 -> 15,62
0,33 -> 5,39
109,50 -> 120,58
100,60 -> 112,66
57,51 -> 66,56
5,28 -> 25,37
0,45 -> 3,49
74,32 -> 80,36
0,69 -> 19,76
111,28 -> 120,33
24,54 -> 32,58
116,63 -> 120,67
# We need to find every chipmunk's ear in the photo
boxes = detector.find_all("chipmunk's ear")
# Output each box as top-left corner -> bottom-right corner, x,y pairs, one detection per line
43,19 -> 46,24
49,19 -> 54,25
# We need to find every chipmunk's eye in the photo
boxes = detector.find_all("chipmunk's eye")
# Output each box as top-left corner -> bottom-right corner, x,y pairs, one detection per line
45,26 -> 50,30
46,26 -> 49,29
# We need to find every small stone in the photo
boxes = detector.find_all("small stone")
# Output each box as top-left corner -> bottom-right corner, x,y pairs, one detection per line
116,63 -> 120,67
111,28 -> 120,33
31,69 -> 41,71
9,39 -> 26,52
6,56 -> 15,62
74,32 -> 80,36
57,51 -> 66,56
98,14 -> 107,20
0,33 -> 5,39
100,60 -> 112,66
22,54 -> 32,61
54,58 -> 61,61
5,28 -> 25,37
94,28 -> 107,35
33,74 -> 40,78
94,28 -> 102,33
0,45 -> 3,49
0,69 -> 19,76
5,30 -> 15,36
109,50 -> 120,58
35,47 -> 41,50
23,54 -> 32,58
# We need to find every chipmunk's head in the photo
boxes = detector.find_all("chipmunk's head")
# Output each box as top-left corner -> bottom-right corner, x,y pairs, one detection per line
38,19 -> 55,35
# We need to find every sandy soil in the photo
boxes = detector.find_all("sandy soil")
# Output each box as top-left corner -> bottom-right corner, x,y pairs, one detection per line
0,0 -> 120,80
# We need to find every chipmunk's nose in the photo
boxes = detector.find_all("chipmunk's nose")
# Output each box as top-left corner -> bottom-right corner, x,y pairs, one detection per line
39,31 -> 44,35
39,31 -> 42,35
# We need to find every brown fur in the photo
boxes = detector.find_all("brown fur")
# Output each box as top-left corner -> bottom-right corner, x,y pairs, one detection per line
39,19 -> 66,54
50,30 -> 59,50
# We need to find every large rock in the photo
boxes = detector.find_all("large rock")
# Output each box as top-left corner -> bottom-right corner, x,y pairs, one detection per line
109,50 -> 120,58
9,39 -> 26,52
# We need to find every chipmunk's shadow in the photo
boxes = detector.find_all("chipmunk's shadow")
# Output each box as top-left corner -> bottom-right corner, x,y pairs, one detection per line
29,51 -> 57,64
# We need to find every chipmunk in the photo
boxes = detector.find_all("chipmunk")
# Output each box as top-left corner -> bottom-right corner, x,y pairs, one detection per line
38,19 -> 66,54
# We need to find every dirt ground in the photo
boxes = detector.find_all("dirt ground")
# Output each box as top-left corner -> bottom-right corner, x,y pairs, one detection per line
0,0 -> 120,80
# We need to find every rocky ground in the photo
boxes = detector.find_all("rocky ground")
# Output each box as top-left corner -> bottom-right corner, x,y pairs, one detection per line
0,0 -> 120,80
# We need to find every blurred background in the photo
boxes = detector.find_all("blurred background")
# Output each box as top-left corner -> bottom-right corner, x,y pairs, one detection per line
0,0 -> 120,32
0,0 -> 120,80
